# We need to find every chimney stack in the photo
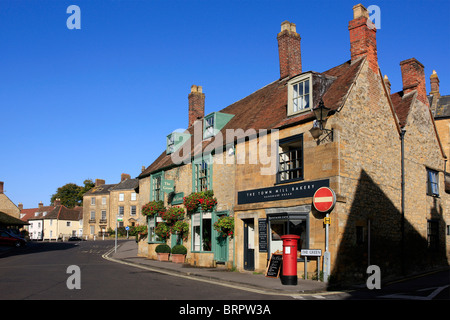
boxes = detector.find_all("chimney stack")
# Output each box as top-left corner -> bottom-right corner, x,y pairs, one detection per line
121,173 -> 131,182
383,75 -> 391,94
400,58 -> 428,105
188,85 -> 205,128
95,179 -> 105,187
18,203 -> 23,211
54,198 -> 61,206
348,4 -> 378,72
39,201 -> 43,209
0,181 -> 3,194
277,21 -> 302,79
430,70 -> 440,98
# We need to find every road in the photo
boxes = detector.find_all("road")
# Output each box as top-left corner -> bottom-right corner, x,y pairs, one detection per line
0,240 -> 291,301
0,240 -> 448,307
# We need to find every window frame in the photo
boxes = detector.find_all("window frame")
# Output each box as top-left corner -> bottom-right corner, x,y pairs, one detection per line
150,171 -> 164,202
193,156 -> 212,192
287,73 -> 313,116
191,211 -> 213,253
427,168 -> 439,197
276,134 -> 304,184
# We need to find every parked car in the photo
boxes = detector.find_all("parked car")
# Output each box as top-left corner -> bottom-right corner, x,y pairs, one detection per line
0,230 -> 27,247
68,236 -> 84,241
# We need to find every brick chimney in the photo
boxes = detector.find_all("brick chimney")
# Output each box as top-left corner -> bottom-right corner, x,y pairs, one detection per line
54,198 -> 61,206
348,4 -> 378,72
38,201 -> 43,209
277,21 -> 301,79
95,179 -> 105,187
430,70 -> 440,98
0,181 -> 3,194
18,203 -> 23,211
188,85 -> 205,128
121,173 -> 131,182
400,58 -> 428,105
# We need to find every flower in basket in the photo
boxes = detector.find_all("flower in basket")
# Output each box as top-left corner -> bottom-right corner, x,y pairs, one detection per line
160,206 -> 185,222
155,222 -> 171,241
171,220 -> 189,241
213,215 -> 234,238
183,190 -> 217,214
142,200 -> 165,217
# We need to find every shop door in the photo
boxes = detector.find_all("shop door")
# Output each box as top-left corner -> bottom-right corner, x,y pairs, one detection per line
243,219 -> 255,271
213,213 -> 228,262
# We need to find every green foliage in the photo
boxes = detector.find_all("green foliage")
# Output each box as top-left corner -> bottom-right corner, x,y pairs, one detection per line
183,190 -> 217,214
142,201 -> 165,217
50,179 -> 94,208
213,215 -> 234,238
155,244 -> 171,253
171,244 -> 187,255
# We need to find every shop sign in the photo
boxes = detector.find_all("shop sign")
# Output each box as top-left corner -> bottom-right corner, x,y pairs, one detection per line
258,218 -> 268,252
237,179 -> 329,205
162,180 -> 174,193
171,192 -> 184,205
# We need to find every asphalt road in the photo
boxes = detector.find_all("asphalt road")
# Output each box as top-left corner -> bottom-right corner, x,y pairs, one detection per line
0,240 -> 292,301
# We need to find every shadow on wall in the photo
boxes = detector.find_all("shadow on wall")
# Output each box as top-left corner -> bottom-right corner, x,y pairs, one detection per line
328,169 -> 448,288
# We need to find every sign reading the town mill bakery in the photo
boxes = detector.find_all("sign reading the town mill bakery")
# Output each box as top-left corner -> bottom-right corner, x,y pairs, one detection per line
237,179 -> 329,205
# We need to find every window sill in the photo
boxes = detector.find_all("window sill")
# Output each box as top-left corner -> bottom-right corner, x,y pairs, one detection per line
275,177 -> 304,185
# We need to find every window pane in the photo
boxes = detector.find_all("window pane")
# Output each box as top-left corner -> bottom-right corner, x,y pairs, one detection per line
293,98 -> 298,112
304,79 -> 309,94
304,94 -> 309,109
293,84 -> 298,98
202,215 -> 212,251
298,81 -> 303,95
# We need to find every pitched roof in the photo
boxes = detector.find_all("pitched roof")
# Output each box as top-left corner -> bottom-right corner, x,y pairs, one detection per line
84,184 -> 117,196
111,178 -> 139,191
390,91 -> 417,128
20,206 -> 55,222
139,58 -> 365,178
0,211 -> 29,226
429,94 -> 450,119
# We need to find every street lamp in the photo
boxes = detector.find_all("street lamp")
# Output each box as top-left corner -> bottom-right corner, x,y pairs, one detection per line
309,99 -> 333,143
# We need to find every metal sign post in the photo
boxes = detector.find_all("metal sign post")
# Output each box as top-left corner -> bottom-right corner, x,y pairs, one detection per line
312,187 -> 336,283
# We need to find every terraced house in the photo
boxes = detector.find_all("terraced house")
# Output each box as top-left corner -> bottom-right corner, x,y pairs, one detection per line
137,3 -> 449,285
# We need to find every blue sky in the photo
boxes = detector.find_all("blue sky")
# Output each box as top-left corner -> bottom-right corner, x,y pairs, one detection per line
1,0 -> 449,208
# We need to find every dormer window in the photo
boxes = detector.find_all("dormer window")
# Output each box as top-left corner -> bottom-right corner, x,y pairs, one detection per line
166,131 -> 191,155
202,112 -> 234,140
287,73 -> 312,116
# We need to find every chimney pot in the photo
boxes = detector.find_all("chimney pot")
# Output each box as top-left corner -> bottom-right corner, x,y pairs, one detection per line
39,201 -> 43,209
352,3 -> 369,19
277,21 -> 302,79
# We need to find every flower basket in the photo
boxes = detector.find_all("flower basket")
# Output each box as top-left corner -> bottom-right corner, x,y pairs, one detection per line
155,222 -> 171,241
142,200 -> 165,217
171,220 -> 189,241
160,206 -> 185,223
213,216 -> 234,238
183,190 -> 217,214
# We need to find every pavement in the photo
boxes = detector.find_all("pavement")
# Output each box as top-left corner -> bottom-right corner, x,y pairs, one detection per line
104,240 -> 331,296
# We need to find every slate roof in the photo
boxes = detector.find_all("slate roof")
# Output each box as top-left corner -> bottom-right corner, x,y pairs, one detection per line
111,178 -> 139,191
84,184 -> 117,196
0,211 -> 29,226
139,58 -> 366,179
429,95 -> 450,119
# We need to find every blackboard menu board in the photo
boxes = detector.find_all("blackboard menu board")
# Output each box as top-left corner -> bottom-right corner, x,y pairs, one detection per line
258,218 -> 267,252
265,253 -> 282,278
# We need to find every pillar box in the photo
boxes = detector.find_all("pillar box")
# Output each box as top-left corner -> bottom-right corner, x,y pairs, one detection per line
281,234 -> 300,285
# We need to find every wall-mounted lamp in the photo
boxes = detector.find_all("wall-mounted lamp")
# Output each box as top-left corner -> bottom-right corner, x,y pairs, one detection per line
309,99 -> 333,143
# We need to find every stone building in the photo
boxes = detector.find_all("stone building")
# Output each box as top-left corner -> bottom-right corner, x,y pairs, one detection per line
0,182 -> 20,219
138,3 -> 449,284
82,174 -> 140,238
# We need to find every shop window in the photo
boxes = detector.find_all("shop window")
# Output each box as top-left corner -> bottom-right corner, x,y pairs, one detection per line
192,212 -> 212,252
268,213 -> 308,257
277,134 -> 304,183
147,216 -> 164,243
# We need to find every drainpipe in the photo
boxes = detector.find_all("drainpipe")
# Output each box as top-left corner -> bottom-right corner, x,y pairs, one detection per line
400,128 -> 406,276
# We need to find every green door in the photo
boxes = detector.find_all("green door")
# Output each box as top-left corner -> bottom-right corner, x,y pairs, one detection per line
213,212 -> 229,262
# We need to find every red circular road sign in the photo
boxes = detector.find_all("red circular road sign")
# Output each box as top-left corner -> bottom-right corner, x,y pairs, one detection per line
312,187 -> 336,213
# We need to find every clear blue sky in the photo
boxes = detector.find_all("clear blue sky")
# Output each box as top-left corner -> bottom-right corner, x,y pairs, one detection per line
1,0 -> 449,208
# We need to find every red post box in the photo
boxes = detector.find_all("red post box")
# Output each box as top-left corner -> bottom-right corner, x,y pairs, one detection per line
281,234 -> 300,285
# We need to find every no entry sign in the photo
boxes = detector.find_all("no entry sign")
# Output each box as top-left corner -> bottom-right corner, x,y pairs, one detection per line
312,187 -> 336,213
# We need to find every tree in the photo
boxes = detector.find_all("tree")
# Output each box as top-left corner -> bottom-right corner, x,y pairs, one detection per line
51,179 -> 95,208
